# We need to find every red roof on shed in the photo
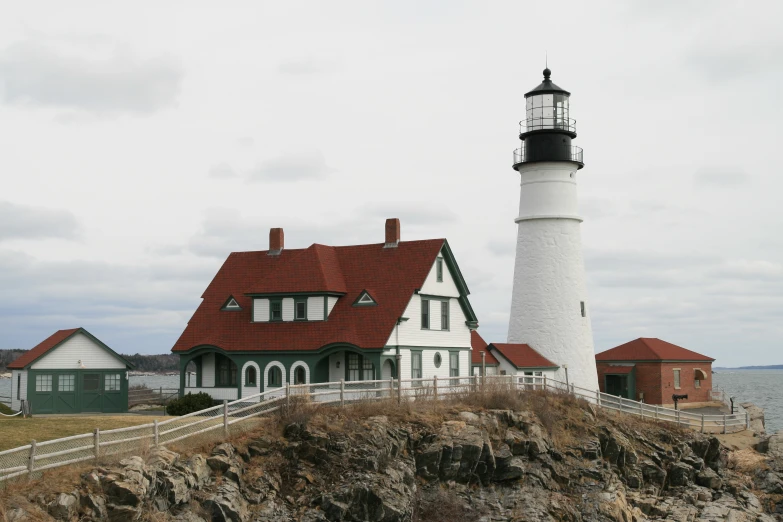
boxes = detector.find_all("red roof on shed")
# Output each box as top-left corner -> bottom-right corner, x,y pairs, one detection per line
489,343 -> 558,369
595,338 -> 714,362
172,239 -> 458,353
7,328 -> 81,369
471,331 -> 498,365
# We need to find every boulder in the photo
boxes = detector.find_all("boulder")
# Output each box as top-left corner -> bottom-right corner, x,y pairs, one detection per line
668,462 -> 695,487
492,445 -> 524,481
599,429 -> 636,468
640,459 -> 666,485
696,467 -> 723,490
741,403 -> 765,435
147,447 -> 179,469
765,430 -> 783,459
205,480 -> 249,522
107,503 -> 141,521
48,493 -> 78,520
81,493 -> 108,520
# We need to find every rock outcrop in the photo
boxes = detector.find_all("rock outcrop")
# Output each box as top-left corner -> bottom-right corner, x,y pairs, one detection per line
4,399 -> 783,521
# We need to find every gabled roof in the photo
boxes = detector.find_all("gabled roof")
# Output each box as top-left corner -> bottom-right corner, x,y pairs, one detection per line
172,239 -> 478,353
595,338 -> 714,362
488,343 -> 559,369
471,330 -> 498,365
7,328 -> 134,370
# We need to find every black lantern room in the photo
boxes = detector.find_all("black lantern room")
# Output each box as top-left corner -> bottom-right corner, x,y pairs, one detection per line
513,68 -> 584,170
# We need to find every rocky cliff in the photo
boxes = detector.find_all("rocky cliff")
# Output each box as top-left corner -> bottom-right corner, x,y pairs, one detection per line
2,392 -> 783,521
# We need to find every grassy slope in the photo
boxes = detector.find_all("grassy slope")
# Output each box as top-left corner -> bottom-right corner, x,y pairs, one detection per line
0,415 -> 175,451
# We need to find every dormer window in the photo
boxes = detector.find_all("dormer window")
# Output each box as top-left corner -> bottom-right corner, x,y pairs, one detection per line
295,298 -> 307,320
270,299 -> 282,321
353,290 -> 376,307
222,296 -> 242,311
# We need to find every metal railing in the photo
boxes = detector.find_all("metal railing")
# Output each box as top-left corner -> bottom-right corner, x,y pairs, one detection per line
520,117 -> 577,135
513,145 -> 583,166
0,375 -> 749,482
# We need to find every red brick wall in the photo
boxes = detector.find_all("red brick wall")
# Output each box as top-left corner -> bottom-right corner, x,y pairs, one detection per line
597,361 -> 713,405
658,362 -> 712,405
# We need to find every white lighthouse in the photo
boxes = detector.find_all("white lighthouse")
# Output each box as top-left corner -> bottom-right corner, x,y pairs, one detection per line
507,68 -> 599,392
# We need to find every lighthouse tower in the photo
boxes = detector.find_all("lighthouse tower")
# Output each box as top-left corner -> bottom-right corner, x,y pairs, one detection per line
507,68 -> 599,392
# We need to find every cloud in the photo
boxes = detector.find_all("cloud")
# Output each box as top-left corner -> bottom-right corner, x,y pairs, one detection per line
0,38 -> 182,115
486,240 -> 514,257
0,247 -> 219,353
693,167 -> 750,187
208,163 -> 238,179
278,57 -> 332,75
247,150 -> 334,182
0,201 -> 81,241
359,204 -> 458,227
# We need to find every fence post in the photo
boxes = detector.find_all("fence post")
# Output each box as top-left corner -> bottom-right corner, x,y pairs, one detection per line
639,400 -> 643,417
655,405 -> 659,421
222,400 -> 229,437
389,377 -> 394,400
676,409 -> 681,426
543,374 -> 547,392
596,389 -> 601,407
433,376 -> 438,401
286,383 -> 291,410
397,376 -> 403,404
28,439 -> 36,476
159,386 -> 163,401
93,429 -> 100,459
340,379 -> 345,407
723,414 -> 727,434
154,420 -> 159,447
700,415 -> 705,434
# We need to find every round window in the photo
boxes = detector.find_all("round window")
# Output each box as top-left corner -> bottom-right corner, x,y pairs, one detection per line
434,353 -> 442,368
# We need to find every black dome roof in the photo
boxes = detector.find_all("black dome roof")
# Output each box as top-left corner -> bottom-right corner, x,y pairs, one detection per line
525,68 -> 570,97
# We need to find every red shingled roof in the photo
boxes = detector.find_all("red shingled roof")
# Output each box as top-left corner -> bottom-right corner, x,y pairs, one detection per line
7,328 -> 81,369
595,338 -> 714,362
471,330 -> 498,365
489,343 -> 558,369
172,240 -> 448,353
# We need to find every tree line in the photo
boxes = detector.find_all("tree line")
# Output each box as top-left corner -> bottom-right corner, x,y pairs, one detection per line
0,350 -> 179,373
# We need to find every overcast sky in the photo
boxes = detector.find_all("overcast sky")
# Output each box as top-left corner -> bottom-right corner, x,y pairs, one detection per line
1,1 -> 781,367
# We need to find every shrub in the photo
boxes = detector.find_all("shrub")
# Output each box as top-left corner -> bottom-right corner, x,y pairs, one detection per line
166,392 -> 215,416
0,402 -> 15,416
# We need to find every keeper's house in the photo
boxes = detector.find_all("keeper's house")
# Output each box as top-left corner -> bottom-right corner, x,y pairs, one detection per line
595,338 -> 714,407
8,328 -> 133,414
171,219 -> 479,401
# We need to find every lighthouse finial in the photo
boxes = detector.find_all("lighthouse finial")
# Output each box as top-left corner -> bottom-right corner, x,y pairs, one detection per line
543,53 -> 551,79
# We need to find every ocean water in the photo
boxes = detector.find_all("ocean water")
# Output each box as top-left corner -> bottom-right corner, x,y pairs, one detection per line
2,371 -> 781,432
712,369 -> 783,433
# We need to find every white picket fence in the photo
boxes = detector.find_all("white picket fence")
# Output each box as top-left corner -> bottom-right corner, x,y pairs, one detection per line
0,375 -> 748,482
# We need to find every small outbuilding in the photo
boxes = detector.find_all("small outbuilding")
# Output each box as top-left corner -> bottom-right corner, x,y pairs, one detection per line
487,342 -> 560,384
8,328 -> 133,414
595,338 -> 714,407
471,331 -> 500,376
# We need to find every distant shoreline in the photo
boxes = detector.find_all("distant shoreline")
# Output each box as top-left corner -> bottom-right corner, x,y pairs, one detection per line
714,366 -> 783,370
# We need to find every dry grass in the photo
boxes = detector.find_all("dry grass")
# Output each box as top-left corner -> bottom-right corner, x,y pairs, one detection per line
0,414 -> 175,451
728,448 -> 768,473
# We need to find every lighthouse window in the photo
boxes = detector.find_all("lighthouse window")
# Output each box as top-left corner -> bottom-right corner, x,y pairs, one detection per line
580,301 -> 586,317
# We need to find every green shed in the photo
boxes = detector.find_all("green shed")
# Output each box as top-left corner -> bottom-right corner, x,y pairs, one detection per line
7,328 -> 133,414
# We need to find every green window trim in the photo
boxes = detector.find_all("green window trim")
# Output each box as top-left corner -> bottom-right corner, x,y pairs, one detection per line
441,300 -> 450,330
421,299 -> 430,329
449,351 -> 459,377
270,299 -> 283,322
411,351 -> 423,380
294,297 -> 308,321
216,354 -> 238,387
268,366 -> 282,388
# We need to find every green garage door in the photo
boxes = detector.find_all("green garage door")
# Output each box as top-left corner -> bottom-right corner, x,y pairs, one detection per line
31,374 -> 55,414
82,372 -> 125,413
54,374 -> 78,414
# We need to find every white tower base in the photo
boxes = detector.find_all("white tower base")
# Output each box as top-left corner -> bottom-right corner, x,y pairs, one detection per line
507,162 -> 599,393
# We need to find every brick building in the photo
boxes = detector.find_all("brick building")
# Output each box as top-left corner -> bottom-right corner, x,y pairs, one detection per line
595,338 -> 714,408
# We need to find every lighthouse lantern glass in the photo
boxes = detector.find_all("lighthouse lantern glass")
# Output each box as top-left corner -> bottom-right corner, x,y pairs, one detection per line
526,93 -> 570,132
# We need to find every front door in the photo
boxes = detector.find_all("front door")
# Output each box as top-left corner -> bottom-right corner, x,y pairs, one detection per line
31,373 -> 54,414
605,375 -> 629,398
82,373 -> 102,412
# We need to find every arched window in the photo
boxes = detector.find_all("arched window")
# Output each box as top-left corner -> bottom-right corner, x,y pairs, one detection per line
294,366 -> 306,385
246,366 -> 257,386
268,366 -> 282,388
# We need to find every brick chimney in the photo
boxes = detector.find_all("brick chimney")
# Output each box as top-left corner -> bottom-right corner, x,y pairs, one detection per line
384,218 -> 400,248
269,228 -> 284,255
